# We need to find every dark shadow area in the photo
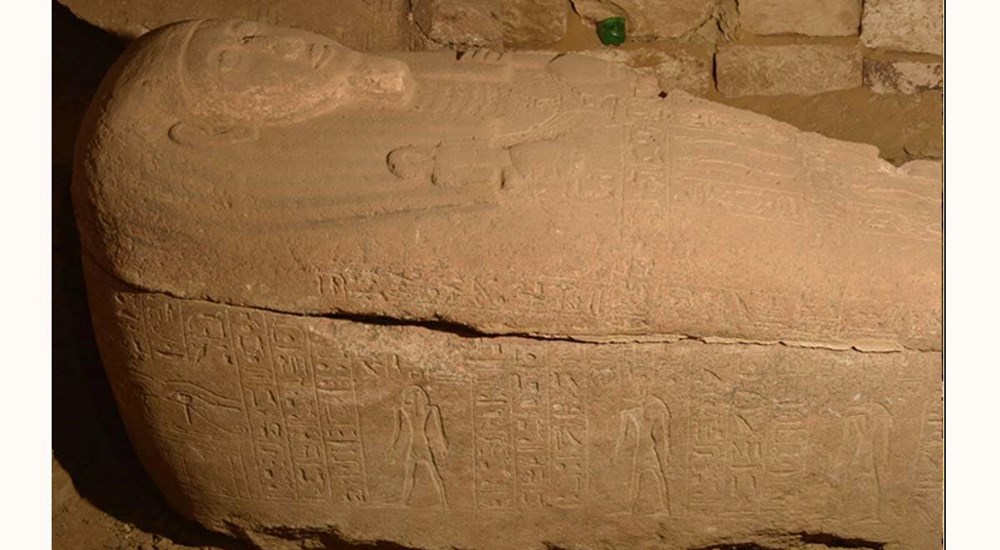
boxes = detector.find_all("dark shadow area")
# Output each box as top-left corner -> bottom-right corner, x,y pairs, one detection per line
687,532 -> 888,550
251,526 -> 431,550
794,532 -> 887,549
52,2 -> 247,548
688,543 -> 781,550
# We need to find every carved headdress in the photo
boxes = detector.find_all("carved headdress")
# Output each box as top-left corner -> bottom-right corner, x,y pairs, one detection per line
73,19 -> 419,281
82,18 -> 415,147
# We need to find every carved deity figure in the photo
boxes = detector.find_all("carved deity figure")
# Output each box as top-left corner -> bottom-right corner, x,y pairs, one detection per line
836,402 -> 892,521
614,391 -> 671,514
390,385 -> 449,507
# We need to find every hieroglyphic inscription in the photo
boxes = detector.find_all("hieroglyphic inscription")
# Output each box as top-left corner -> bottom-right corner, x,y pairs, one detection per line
667,124 -> 804,225
309,334 -> 370,504
100,286 -> 939,528
230,309 -> 297,500
687,367 -> 801,516
179,303 -> 252,500
688,369 -> 729,512
144,294 -> 186,359
623,97 -> 668,203
184,303 -> 236,368
764,400 -> 809,513
727,374 -> 767,513
473,364 -> 515,510
672,176 -> 807,225
110,293 -> 149,361
469,348 -> 589,511
549,370 -> 588,508
474,353 -> 589,510
268,321 -> 329,501
316,267 -> 641,330
513,365 -> 550,508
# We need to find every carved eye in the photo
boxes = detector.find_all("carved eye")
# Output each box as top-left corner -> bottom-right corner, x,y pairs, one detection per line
218,49 -> 241,71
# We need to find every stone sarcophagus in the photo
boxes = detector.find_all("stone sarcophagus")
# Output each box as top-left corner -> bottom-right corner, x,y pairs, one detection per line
73,19 -> 942,550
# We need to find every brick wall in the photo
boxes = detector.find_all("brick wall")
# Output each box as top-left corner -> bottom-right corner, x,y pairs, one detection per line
60,0 -> 944,97
566,0 -> 943,97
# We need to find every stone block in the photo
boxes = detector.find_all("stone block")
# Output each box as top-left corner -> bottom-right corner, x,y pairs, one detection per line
861,0 -> 943,55
740,0 -> 862,36
501,0 -> 568,48
716,43 -> 863,97
581,48 -> 714,95
572,0 -> 718,40
864,56 -> 943,94
412,0 -> 503,50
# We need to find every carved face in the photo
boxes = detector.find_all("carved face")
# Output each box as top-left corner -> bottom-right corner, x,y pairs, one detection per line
402,386 -> 430,408
181,19 -> 413,124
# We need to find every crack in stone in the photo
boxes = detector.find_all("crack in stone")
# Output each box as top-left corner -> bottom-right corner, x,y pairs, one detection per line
686,531 -> 888,550
87,253 -> 938,354
794,531 -> 887,549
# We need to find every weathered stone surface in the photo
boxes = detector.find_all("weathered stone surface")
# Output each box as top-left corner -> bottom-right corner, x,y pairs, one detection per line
861,0 -> 943,55
716,44 -> 863,96
73,19 -> 941,549
864,55 -> 943,95
412,0 -> 503,50
501,0 -> 568,47
740,0 -> 862,36
572,0 -> 718,40
58,0 -> 427,51
85,258 -> 942,550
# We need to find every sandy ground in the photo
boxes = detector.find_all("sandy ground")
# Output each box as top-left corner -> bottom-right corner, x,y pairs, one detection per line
51,3 -> 942,549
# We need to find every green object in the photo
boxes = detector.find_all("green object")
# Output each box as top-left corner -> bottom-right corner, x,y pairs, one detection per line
596,16 -> 626,46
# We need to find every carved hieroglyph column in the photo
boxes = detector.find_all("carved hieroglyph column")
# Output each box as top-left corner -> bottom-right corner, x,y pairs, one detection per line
74,19 -> 942,550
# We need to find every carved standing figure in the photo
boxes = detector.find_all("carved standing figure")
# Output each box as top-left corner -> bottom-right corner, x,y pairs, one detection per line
837,402 -> 892,520
389,385 -> 449,507
614,391 -> 671,514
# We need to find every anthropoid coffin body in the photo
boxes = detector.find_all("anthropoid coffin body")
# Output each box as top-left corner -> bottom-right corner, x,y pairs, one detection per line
74,19 -> 942,550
